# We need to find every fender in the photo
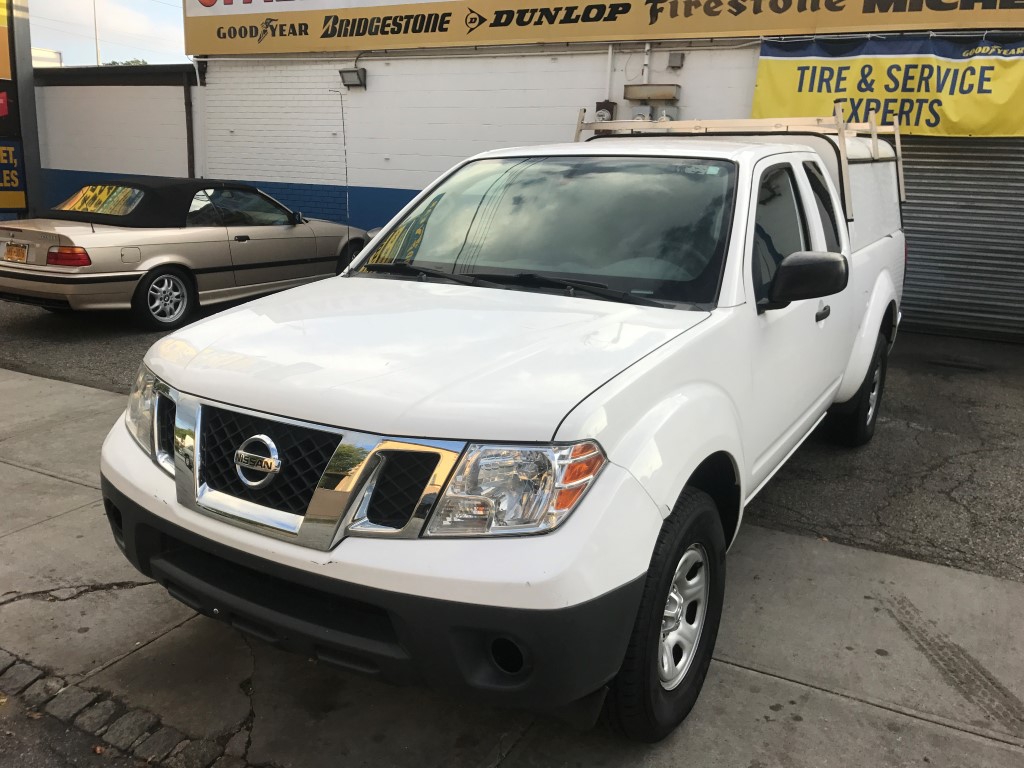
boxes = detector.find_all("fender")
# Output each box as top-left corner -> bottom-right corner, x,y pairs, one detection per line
135,256 -> 196,275
579,382 -> 746,536
835,267 -> 898,403
556,311 -> 749,546
129,258 -> 200,301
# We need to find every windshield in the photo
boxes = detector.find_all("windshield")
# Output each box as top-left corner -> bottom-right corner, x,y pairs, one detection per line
357,155 -> 737,306
55,185 -> 146,216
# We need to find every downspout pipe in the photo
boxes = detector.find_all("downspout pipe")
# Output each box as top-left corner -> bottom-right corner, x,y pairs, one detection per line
605,44 -> 614,101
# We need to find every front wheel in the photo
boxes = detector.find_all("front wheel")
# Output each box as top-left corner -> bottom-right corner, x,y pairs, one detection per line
603,488 -> 726,742
335,240 -> 364,275
132,267 -> 196,331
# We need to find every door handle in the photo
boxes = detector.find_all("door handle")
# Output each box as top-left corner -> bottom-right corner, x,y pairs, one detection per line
234,235 -> 251,243
815,305 -> 831,322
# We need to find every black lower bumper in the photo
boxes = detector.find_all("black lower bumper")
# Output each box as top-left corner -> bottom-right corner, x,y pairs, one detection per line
101,476 -> 645,714
0,291 -> 71,310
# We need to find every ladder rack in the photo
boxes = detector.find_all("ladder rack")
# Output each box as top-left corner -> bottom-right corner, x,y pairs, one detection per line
574,104 -> 907,214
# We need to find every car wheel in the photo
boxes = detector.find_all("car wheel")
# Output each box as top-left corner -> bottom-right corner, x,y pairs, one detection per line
826,331 -> 888,447
603,488 -> 726,743
132,267 -> 196,331
335,240 -> 363,275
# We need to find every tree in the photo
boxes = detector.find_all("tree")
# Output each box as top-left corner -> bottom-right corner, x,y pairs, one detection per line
104,58 -> 148,66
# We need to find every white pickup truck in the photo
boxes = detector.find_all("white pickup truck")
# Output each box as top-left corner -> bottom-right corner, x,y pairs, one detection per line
100,117 -> 905,742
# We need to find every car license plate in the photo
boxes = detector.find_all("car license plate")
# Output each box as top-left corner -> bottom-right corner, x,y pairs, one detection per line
3,243 -> 27,263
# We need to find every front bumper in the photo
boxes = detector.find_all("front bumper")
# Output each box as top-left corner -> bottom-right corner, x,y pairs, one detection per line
100,417 -> 664,711
0,265 -> 139,310
102,477 -> 645,711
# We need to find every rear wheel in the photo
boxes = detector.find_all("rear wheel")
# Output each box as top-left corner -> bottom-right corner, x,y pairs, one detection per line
603,488 -> 726,742
132,267 -> 196,331
826,331 -> 888,447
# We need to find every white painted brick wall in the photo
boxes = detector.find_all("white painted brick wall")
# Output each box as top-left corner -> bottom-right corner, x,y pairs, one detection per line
36,85 -> 189,177
203,60 -> 350,185
200,46 -> 758,192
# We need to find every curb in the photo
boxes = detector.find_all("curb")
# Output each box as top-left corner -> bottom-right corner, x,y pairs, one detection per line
0,648 -> 254,768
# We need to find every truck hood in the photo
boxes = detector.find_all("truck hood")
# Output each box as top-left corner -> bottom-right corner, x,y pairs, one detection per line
146,276 -> 708,441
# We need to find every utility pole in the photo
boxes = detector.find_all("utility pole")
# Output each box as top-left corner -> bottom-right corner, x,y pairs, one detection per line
93,0 -> 100,65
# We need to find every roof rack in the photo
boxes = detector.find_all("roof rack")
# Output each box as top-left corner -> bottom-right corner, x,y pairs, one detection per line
574,104 -> 906,214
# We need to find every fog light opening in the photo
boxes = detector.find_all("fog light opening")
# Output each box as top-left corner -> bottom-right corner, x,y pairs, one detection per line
491,637 -> 525,676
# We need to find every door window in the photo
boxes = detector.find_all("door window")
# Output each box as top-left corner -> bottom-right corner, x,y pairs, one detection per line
209,188 -> 291,227
752,165 -> 807,303
186,190 -> 222,228
803,162 -> 842,253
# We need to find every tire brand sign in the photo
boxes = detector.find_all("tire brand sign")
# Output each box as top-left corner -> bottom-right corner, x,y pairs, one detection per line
184,0 -> 1024,54
753,37 -> 1024,136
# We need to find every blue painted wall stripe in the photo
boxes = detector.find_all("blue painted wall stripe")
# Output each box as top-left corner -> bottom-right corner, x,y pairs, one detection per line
39,168 -> 418,230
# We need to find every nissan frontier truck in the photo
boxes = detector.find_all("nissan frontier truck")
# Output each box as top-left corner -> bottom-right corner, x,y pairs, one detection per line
100,115 -> 905,741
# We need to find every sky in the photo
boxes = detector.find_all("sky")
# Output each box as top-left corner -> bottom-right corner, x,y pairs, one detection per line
28,0 -> 188,66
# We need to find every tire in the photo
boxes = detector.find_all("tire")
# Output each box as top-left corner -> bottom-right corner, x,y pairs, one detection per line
826,331 -> 888,447
603,488 -> 727,742
335,240 -> 364,275
132,267 -> 196,331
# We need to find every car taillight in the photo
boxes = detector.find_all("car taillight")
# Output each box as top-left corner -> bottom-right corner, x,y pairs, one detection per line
47,246 -> 91,266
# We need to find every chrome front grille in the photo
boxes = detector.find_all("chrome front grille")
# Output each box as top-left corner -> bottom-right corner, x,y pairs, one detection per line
199,406 -> 339,517
164,390 -> 465,551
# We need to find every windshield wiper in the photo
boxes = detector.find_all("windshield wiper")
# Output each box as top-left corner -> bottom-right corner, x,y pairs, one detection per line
358,262 -> 499,287
470,272 -> 671,308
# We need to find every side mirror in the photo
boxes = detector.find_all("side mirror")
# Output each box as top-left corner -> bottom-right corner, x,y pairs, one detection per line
290,211 -> 304,225
761,251 -> 848,311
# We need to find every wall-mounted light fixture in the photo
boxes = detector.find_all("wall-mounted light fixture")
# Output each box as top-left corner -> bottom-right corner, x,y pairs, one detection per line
339,68 -> 367,88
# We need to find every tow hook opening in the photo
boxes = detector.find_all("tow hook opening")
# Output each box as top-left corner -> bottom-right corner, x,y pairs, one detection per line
103,498 -> 125,549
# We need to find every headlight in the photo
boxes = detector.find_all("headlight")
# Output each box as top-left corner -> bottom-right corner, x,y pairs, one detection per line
424,441 -> 606,537
125,364 -> 158,456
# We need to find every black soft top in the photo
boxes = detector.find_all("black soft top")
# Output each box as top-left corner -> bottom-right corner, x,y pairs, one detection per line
45,178 -> 270,229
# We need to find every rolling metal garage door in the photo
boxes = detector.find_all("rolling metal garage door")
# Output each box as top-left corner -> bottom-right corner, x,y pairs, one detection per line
899,137 -> 1024,341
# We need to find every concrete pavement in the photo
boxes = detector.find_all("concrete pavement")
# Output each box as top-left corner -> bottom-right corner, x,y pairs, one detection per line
1,368 -> 1023,768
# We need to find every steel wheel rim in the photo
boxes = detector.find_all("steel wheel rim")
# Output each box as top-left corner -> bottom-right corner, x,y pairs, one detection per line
866,365 -> 881,425
148,275 -> 187,323
658,543 -> 709,691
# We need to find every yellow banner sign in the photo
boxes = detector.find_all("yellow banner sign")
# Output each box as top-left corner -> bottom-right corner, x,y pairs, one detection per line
752,38 -> 1024,136
0,141 -> 25,211
184,0 -> 1024,55
0,3 -> 11,81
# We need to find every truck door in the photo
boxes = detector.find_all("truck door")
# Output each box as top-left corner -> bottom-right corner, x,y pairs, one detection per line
744,159 -> 849,488
797,157 -> 857,381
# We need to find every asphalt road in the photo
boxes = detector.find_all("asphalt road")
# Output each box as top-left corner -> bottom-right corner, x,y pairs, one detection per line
0,302 -> 227,395
1,299 -> 1022,582
748,331 -> 1024,583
